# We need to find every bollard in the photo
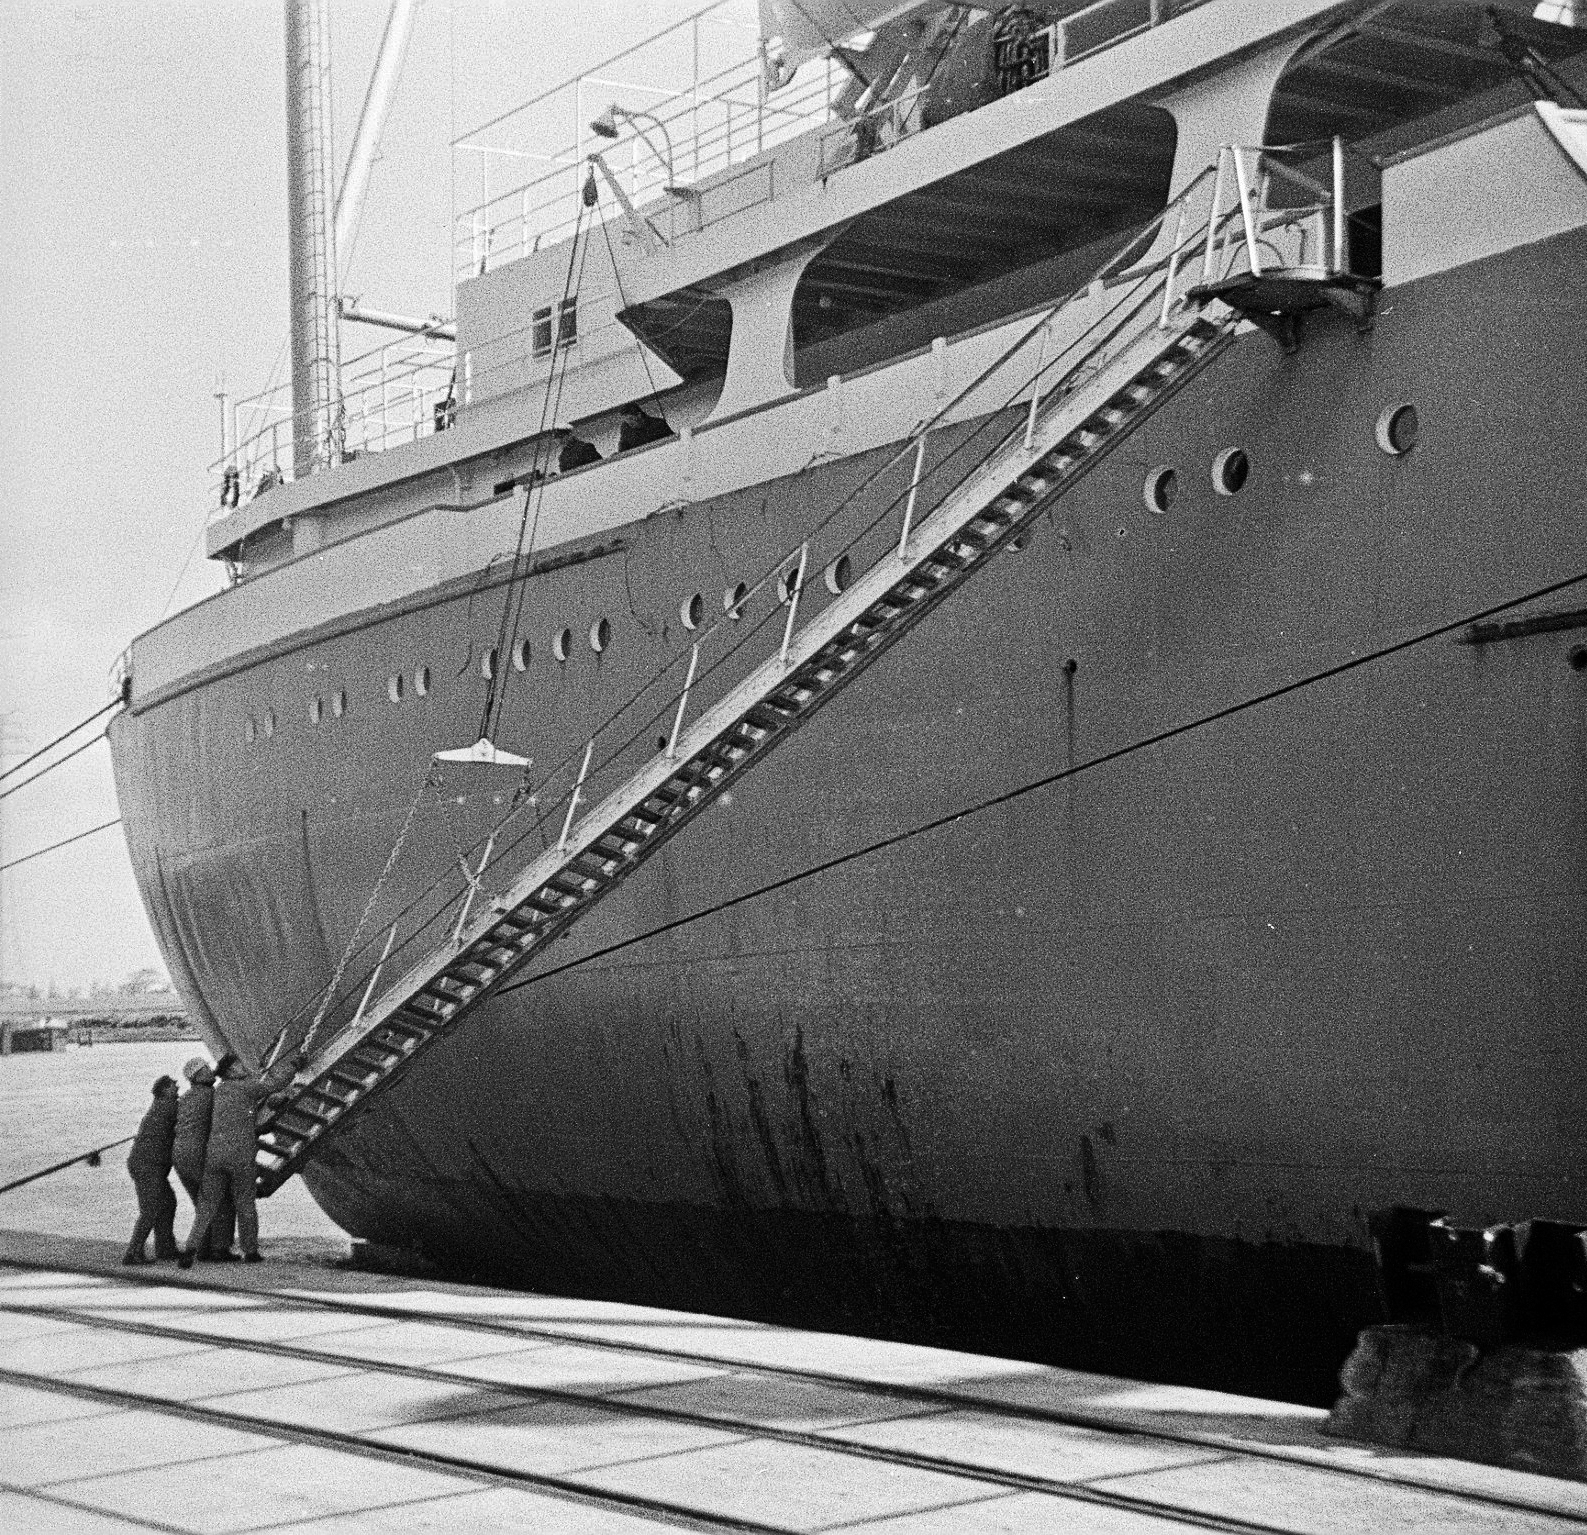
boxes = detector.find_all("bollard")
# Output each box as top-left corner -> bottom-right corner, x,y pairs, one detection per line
1429,1220 -> 1518,1350
1368,1205 -> 1446,1328
1516,1219 -> 1587,1346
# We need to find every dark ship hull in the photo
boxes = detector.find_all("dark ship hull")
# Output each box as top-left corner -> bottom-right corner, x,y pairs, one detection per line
111,225 -> 1587,1404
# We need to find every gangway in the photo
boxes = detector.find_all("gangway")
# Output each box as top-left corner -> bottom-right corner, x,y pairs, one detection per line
250,154 -> 1342,1194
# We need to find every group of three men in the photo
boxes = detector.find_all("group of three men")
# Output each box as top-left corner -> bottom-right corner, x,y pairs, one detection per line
123,1047 -> 304,1266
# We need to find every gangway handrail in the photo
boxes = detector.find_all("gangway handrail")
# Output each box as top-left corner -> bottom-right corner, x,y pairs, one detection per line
251,134 -> 1375,1114
244,163 -> 1233,1068
252,161 -> 1264,1193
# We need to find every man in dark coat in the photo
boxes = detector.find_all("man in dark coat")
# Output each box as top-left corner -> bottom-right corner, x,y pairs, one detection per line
173,1057 -> 236,1260
616,402 -> 673,453
555,427 -> 601,472
179,1048 -> 304,1267
123,1075 -> 180,1264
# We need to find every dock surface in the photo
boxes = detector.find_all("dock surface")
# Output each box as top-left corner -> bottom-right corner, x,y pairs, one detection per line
0,1231 -> 1583,1533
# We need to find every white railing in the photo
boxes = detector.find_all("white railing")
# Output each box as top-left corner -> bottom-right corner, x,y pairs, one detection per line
1199,137 -> 1372,284
450,0 -> 1229,281
211,330 -> 455,516
452,2 -> 840,281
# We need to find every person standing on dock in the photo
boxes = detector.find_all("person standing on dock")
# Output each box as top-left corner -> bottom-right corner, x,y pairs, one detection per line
122,1075 -> 180,1265
178,1048 -> 305,1268
173,1058 -> 236,1261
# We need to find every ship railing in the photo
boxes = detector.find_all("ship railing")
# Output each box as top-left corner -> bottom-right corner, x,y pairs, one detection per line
251,158 -> 1250,1080
1198,139 -> 1380,285
814,86 -> 925,178
1055,0 -> 1215,68
453,43 -> 840,281
452,0 -> 1225,283
209,330 -> 457,517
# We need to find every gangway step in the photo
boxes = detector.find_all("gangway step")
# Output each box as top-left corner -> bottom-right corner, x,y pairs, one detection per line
254,297 -> 1239,1195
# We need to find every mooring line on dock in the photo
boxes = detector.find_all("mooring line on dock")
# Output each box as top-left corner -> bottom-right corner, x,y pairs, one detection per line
0,1294 -> 1530,1535
0,1362 -> 786,1535
0,1137 -> 134,1197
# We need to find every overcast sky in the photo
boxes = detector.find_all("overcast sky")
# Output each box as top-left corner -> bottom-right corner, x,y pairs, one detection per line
0,0 -> 741,993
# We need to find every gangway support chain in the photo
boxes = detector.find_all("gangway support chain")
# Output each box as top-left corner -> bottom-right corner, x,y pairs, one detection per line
254,300 -> 1241,1196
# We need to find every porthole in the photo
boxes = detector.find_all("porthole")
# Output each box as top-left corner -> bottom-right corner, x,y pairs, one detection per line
387,673 -> 404,703
681,593 -> 704,631
512,638 -> 530,672
332,689 -> 347,719
244,716 -> 256,744
414,665 -> 431,697
590,617 -> 611,653
262,710 -> 276,739
777,565 -> 803,605
1144,466 -> 1178,515
1376,402 -> 1419,456
725,582 -> 748,620
1212,448 -> 1249,496
480,647 -> 498,681
554,627 -> 572,663
824,555 -> 852,595
309,696 -> 323,725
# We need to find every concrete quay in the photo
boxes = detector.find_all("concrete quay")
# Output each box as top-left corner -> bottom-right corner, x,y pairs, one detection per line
0,1230 -> 1584,1533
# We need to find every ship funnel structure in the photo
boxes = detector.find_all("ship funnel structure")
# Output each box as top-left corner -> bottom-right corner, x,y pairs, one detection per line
285,0 -> 342,477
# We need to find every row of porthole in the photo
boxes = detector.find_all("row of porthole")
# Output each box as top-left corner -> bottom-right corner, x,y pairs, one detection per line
245,687 -> 348,740
385,618 -> 619,705
1139,403 -> 1419,517
678,555 -> 854,632
246,564 -> 844,738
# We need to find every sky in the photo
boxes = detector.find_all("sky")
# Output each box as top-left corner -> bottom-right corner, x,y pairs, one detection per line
0,0 -> 743,993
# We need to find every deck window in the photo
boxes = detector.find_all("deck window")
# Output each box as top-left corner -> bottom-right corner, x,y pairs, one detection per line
532,307 -> 554,357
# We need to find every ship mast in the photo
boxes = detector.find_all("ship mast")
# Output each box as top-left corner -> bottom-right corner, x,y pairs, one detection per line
284,0 -> 342,477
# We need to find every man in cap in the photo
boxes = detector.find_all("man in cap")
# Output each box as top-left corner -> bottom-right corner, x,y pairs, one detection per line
173,1057 -> 236,1260
178,1047 -> 305,1267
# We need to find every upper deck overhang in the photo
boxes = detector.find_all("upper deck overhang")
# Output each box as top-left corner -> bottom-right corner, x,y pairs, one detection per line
616,0 -> 1361,311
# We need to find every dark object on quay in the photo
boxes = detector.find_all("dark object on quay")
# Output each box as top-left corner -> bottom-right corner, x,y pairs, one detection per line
1371,1205 -> 1587,1348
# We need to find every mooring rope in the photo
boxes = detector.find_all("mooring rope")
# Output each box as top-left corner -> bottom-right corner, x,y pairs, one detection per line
0,1138 -> 133,1198
0,699 -> 119,784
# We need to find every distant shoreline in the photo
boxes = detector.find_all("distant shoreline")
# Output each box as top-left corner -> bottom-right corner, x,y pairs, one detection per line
0,1027 -> 202,1053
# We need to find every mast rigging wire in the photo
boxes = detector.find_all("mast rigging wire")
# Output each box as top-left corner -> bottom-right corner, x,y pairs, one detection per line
0,729 -> 109,804
477,202 -> 594,746
0,819 -> 122,874
0,701 -> 118,784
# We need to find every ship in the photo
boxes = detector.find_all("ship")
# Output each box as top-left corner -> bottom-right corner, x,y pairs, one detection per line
108,0 -> 1587,1405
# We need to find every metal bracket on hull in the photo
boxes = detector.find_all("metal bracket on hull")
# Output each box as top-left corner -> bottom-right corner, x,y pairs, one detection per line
1189,271 -> 1379,352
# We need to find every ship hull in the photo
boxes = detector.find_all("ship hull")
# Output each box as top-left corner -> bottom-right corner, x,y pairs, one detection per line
112,227 -> 1587,1404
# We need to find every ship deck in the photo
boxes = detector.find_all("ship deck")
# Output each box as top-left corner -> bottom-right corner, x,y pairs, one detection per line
0,1232 -> 1583,1532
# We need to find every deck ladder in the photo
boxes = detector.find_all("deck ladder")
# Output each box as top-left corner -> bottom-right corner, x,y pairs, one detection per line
254,285 -> 1242,1195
